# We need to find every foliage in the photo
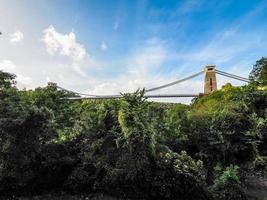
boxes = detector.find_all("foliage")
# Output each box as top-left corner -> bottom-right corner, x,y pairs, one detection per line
118,89 -> 156,154
174,151 -> 205,182
25,84 -> 80,129
0,58 -> 267,199
64,90 -> 211,200
0,70 -> 16,89
210,165 -> 247,200
249,57 -> 267,86
214,165 -> 240,186
0,106 -> 57,195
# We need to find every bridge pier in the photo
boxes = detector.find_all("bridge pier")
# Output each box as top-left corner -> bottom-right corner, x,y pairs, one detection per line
204,65 -> 217,94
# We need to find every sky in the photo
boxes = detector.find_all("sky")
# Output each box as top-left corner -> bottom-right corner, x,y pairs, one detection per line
0,0 -> 267,103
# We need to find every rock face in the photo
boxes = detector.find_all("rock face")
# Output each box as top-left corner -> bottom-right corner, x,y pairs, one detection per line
245,176 -> 267,200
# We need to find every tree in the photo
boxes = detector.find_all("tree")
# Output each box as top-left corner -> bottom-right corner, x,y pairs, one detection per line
0,107 -> 57,195
0,70 -> 16,89
27,84 -> 79,129
118,89 -> 156,154
249,57 -> 267,86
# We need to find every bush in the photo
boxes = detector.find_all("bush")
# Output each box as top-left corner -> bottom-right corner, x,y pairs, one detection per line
210,165 -> 247,200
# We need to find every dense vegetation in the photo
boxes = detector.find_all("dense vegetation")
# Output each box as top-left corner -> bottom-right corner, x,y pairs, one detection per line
0,58 -> 267,200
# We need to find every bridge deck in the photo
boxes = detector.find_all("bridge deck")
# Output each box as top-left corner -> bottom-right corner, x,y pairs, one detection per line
67,94 -> 200,100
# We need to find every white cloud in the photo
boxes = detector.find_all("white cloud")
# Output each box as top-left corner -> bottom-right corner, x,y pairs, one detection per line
10,31 -> 24,44
82,39 -> 167,95
72,62 -> 87,77
101,41 -> 108,51
46,76 -> 52,83
127,38 -> 166,77
17,74 -> 32,86
0,60 -> 16,71
93,39 -> 167,98
42,25 -> 86,61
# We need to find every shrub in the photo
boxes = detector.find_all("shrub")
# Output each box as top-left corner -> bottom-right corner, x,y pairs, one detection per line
210,165 -> 247,200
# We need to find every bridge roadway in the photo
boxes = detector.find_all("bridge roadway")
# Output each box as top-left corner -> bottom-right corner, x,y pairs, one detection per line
67,93 -> 201,100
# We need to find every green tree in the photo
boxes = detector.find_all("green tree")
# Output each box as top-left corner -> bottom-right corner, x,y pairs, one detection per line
118,89 -> 156,154
0,107 -> 57,194
249,57 -> 267,86
27,84 -> 79,130
0,70 -> 16,89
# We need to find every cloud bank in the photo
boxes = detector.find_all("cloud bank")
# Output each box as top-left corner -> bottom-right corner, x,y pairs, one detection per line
10,31 -> 24,44
42,26 -> 86,61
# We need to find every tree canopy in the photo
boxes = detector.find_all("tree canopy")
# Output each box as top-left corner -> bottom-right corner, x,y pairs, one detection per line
0,70 -> 16,89
0,59 -> 267,200
249,57 -> 267,86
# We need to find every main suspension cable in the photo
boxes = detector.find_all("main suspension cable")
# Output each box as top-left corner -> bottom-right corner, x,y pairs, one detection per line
56,85 -> 98,97
215,71 -> 249,82
145,71 -> 204,93
215,70 -> 249,81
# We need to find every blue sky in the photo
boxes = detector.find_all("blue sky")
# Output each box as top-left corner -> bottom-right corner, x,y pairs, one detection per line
0,0 -> 267,103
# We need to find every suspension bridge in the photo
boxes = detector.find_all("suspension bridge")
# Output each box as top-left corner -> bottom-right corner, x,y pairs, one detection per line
52,65 -> 249,99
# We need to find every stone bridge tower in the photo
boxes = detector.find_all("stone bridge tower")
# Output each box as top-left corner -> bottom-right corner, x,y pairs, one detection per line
204,65 -> 217,94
